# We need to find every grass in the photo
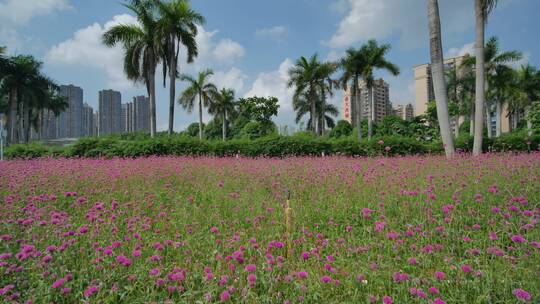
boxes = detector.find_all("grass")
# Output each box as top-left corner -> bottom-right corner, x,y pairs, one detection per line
0,154 -> 539,303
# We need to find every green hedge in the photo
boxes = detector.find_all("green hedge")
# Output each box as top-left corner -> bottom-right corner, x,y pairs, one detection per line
4,132 -> 539,159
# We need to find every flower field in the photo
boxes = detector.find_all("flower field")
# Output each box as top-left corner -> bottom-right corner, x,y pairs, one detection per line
0,154 -> 539,303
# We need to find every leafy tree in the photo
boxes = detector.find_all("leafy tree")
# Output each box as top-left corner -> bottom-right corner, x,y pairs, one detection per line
527,102 -> 540,132
236,96 -> 279,125
293,92 -> 338,132
156,0 -> 204,135
202,119 -> 223,140
239,121 -> 277,140
329,120 -> 353,138
185,122 -> 204,137
288,54 -> 321,133
179,69 -> 217,139
103,0 -> 162,137
376,115 -> 410,137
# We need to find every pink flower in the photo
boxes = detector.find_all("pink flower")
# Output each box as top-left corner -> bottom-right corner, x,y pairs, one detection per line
378,140 -> 384,145
428,287 -> 440,294
52,278 -> 66,289
84,285 -> 98,297
247,274 -> 257,284
210,226 -> 219,233
149,268 -> 160,276
116,255 -> 132,267
382,295 -> 393,304
320,275 -> 332,283
434,271 -> 445,280
433,298 -> 446,304
297,271 -> 308,279
512,289 -> 531,301
245,264 -> 256,272
511,235 -> 527,243
301,252 -> 310,260
220,290 -> 231,302
461,264 -> 472,273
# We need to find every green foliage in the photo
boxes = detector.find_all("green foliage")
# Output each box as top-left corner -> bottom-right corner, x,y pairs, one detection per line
185,122 -> 204,137
202,119 -> 223,140
328,120 -> 352,138
375,115 -> 409,137
239,121 -> 277,140
527,101 -> 540,130
236,96 -> 279,125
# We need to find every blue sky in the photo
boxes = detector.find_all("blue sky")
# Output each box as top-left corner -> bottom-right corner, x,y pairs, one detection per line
1,0 -> 539,131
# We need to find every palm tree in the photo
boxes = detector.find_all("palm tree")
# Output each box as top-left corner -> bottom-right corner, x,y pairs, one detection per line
516,65 -> 540,135
339,48 -> 366,140
359,39 -> 400,139
179,69 -> 217,139
156,0 -> 204,135
209,88 -> 236,140
103,1 -> 162,138
1,55 -> 41,143
316,61 -> 338,135
464,36 -> 522,138
293,93 -> 339,132
472,0 -> 499,156
427,0 -> 455,158
288,54 -> 322,134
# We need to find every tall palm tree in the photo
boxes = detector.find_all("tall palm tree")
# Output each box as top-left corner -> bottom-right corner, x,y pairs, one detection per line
427,0 -> 455,159
516,65 -> 540,135
472,0 -> 499,155
359,39 -> 400,139
179,69 -> 217,139
464,36 -> 522,138
339,48 -> 366,140
1,55 -> 41,143
209,88 -> 236,140
293,92 -> 339,131
288,54 -> 321,134
156,0 -> 204,135
103,1 -> 162,138
316,61 -> 338,135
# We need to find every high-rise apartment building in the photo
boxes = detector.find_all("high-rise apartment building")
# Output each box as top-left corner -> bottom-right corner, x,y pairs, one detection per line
57,85 -> 84,138
82,103 -> 95,137
393,103 -> 414,121
343,78 -> 392,124
98,89 -> 122,136
413,55 -> 469,117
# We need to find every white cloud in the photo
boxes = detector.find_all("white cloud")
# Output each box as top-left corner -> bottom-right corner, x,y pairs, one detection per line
0,0 -> 71,26
447,42 -> 475,57
212,39 -> 245,64
244,58 -> 295,114
211,67 -> 247,93
327,0 -> 473,49
0,0 -> 71,50
255,26 -> 287,38
45,14 -> 139,90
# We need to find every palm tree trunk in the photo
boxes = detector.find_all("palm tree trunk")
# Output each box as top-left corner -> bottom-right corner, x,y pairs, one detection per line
168,41 -> 176,136
222,111 -> 227,141
310,89 -> 317,134
526,106 -> 532,136
469,109 -> 475,134
485,103 -> 492,139
367,86 -> 373,139
149,70 -> 157,138
198,93 -> 203,140
350,86 -> 356,128
23,105 -> 30,143
472,0 -> 485,156
495,99 -> 502,137
428,0 -> 455,159
8,87 -> 18,144
454,116 -> 459,137
354,81 -> 362,141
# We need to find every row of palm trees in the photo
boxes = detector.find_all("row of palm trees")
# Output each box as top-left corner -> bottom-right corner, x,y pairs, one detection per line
0,48 -> 68,144
446,37 -> 539,139
428,0 -> 540,158
103,0 -> 204,138
287,39 -> 400,139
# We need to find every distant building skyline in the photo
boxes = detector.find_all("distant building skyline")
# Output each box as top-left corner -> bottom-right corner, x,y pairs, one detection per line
98,89 -> 122,136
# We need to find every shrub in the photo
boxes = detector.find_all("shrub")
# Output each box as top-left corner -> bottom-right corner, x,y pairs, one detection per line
329,120 -> 353,138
